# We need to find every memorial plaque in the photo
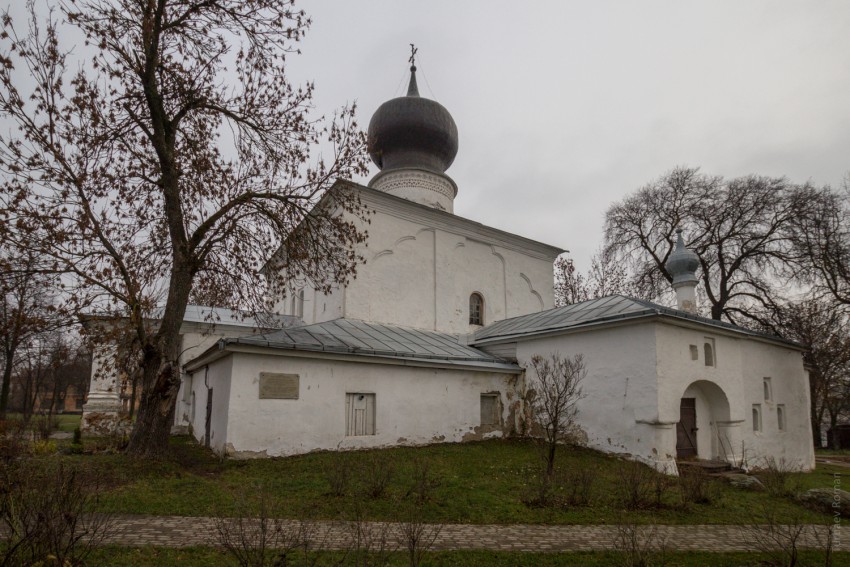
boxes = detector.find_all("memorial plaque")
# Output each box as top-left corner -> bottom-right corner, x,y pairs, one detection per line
259,373 -> 299,399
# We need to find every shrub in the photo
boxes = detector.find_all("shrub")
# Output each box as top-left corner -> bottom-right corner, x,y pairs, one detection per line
405,457 -> 440,505
0,460 -> 113,566
325,452 -> 352,497
678,466 -> 718,505
754,456 -> 803,498
565,463 -> 596,506
214,492 -> 317,567
617,460 -> 658,510
360,452 -> 394,499
31,439 -> 57,455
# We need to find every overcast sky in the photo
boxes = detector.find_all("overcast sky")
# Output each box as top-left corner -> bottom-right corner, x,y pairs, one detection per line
4,1 -> 849,270
285,0 -> 850,268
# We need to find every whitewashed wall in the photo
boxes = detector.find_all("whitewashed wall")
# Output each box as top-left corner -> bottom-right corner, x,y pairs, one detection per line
174,324 -> 271,429
273,188 -> 559,334
199,352 -> 518,457
514,323 -> 671,470
654,323 -> 813,470
511,319 -> 814,473
187,356 -> 233,454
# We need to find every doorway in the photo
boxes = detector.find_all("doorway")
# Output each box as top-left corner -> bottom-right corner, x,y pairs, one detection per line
676,397 -> 697,459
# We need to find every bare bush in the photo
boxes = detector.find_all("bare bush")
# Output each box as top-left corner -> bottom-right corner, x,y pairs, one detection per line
617,460 -> 658,510
31,413 -> 57,441
521,462 -> 557,509
405,457 -> 441,505
755,456 -> 803,498
360,452 -> 394,500
612,523 -> 668,567
526,352 -> 587,476
743,506 -> 807,567
0,461 -> 113,566
397,504 -> 442,567
677,466 -> 718,505
213,491 -> 318,567
565,464 -> 596,507
325,453 -> 352,497
345,500 -> 394,567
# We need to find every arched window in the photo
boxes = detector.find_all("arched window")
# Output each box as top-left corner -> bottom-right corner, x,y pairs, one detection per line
704,341 -> 714,367
752,404 -> 762,432
296,289 -> 305,318
469,293 -> 484,326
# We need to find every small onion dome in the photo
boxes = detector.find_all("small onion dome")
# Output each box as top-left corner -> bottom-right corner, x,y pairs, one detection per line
665,228 -> 700,285
367,65 -> 459,174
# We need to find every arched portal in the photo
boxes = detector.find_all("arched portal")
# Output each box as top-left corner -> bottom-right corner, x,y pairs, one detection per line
676,380 -> 731,461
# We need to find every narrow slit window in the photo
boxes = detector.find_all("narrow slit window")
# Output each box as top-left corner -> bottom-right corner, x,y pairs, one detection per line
752,404 -> 762,432
704,338 -> 715,367
469,293 -> 484,326
296,289 -> 305,318
777,404 -> 786,431
763,377 -> 772,401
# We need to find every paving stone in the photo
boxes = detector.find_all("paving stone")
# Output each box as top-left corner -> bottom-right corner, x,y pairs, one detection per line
86,515 -> 850,552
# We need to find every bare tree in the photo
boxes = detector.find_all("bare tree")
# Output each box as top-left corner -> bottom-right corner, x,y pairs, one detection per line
0,1 -> 369,455
0,248 -> 57,418
789,181 -> 850,306
605,166 -> 805,327
526,353 -> 586,476
770,298 -> 850,448
554,248 -> 639,307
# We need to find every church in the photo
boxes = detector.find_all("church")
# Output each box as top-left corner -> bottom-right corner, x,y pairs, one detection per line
82,62 -> 815,475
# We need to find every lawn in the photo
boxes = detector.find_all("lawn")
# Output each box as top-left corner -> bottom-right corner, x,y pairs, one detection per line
45,436 -> 842,525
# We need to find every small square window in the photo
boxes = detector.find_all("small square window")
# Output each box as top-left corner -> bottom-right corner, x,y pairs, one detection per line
752,404 -> 762,432
346,393 -> 376,436
480,394 -> 500,426
777,404 -> 786,431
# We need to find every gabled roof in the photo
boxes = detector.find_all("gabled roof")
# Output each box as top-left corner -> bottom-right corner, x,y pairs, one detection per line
472,295 -> 801,348
217,318 -> 519,370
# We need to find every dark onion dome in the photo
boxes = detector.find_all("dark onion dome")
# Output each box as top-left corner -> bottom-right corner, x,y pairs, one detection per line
665,228 -> 700,285
368,65 -> 459,174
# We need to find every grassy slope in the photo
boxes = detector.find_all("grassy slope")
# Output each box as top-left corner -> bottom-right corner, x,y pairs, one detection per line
57,436 -> 842,525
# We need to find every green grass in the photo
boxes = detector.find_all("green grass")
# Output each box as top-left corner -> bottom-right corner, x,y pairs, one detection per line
55,413 -> 82,432
83,547 -> 850,567
42,436 -> 840,525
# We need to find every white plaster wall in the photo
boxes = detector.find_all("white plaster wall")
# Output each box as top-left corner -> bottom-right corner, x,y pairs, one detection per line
338,208 -> 554,333
515,323 -> 667,468
174,324 -> 272,428
654,323 -> 814,470
188,356 -> 233,454
219,353 -> 518,457
740,340 -> 814,470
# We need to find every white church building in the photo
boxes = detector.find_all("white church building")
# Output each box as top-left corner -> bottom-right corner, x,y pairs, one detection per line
83,63 -> 815,474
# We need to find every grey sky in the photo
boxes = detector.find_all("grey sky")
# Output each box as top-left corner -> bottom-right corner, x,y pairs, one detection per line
288,0 -> 850,268
4,1 -> 848,270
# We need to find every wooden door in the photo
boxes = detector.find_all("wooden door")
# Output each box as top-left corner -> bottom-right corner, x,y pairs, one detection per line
676,397 -> 697,459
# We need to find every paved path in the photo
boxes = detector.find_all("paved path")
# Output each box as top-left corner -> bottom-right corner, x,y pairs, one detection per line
104,515 -> 849,552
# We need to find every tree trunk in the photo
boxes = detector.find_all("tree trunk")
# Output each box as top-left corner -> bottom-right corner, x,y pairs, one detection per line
125,263 -> 193,457
546,442 -> 557,476
0,352 -> 13,419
